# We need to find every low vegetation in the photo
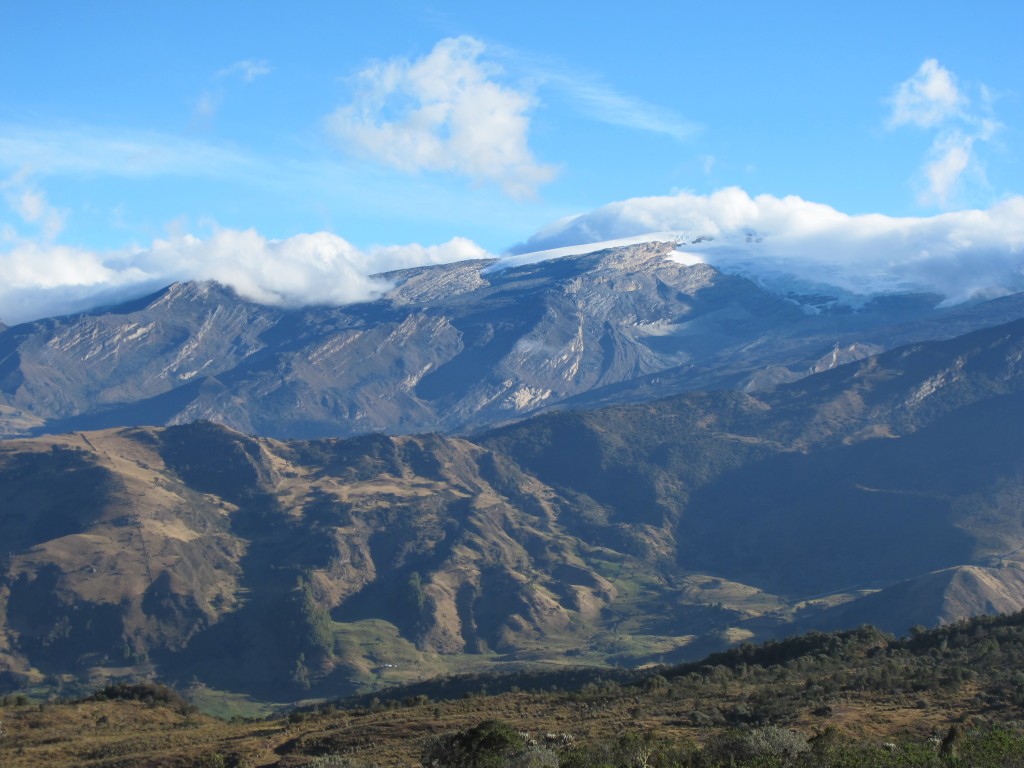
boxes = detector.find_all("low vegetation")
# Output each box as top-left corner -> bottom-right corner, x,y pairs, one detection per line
5,612 -> 1024,766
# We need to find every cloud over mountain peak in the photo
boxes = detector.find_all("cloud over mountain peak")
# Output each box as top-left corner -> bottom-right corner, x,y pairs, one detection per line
511,188 -> 1024,303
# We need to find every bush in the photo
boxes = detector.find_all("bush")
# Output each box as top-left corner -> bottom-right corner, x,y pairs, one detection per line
703,725 -> 809,765
506,746 -> 560,768
423,720 -> 533,768
88,681 -> 188,709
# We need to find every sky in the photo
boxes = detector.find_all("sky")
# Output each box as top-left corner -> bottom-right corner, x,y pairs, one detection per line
1,1 -> 1023,323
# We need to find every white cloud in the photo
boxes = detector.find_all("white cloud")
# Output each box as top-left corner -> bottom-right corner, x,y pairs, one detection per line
921,131 -> 974,207
887,59 -> 1000,208
1,241 -> 122,290
0,229 -> 489,325
142,230 -> 393,307
217,59 -> 272,83
888,59 -> 964,128
326,36 -> 556,198
1,171 -> 66,241
362,236 -> 489,273
510,187 -> 1024,304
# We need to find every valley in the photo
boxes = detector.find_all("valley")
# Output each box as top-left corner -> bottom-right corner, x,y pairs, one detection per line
5,300 -> 1024,702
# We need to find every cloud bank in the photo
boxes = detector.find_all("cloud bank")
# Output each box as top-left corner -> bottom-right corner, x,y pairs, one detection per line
0,229 -> 488,325
326,36 -> 556,198
510,187 -> 1024,303
4,185 -> 1024,326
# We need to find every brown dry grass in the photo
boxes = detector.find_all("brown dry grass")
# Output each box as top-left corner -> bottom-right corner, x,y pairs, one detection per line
0,671 -> 988,768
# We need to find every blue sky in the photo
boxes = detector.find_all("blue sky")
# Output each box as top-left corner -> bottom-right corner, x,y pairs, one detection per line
1,1 -> 1023,322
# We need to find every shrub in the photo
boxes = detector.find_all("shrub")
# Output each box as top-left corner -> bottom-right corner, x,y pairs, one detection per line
422,720 -> 533,767
703,725 -> 809,765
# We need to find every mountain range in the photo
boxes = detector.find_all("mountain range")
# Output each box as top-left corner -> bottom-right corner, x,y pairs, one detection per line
4,240 -> 1024,702
5,240 -> 1024,441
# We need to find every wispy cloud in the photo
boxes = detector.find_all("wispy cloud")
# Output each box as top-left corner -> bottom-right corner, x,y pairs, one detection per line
540,72 -> 700,142
887,59 -> 1000,207
326,36 -> 557,198
489,43 -> 698,143
194,60 -> 272,123
217,59 -> 272,83
193,91 -> 223,123
0,124 -> 253,179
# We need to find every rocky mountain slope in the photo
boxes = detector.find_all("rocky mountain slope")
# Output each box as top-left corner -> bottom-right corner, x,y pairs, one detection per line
4,315 -> 1024,701
5,241 -> 1024,440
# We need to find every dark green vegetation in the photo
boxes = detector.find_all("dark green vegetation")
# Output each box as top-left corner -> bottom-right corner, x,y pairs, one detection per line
4,314 -> 1024,704
6,613 -> 1024,766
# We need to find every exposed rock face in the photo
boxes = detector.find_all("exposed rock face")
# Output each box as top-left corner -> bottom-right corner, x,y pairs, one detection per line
5,242 -> 1024,440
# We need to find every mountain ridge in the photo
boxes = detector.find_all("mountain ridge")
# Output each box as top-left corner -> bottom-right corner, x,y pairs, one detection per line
6,242 -> 1024,441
